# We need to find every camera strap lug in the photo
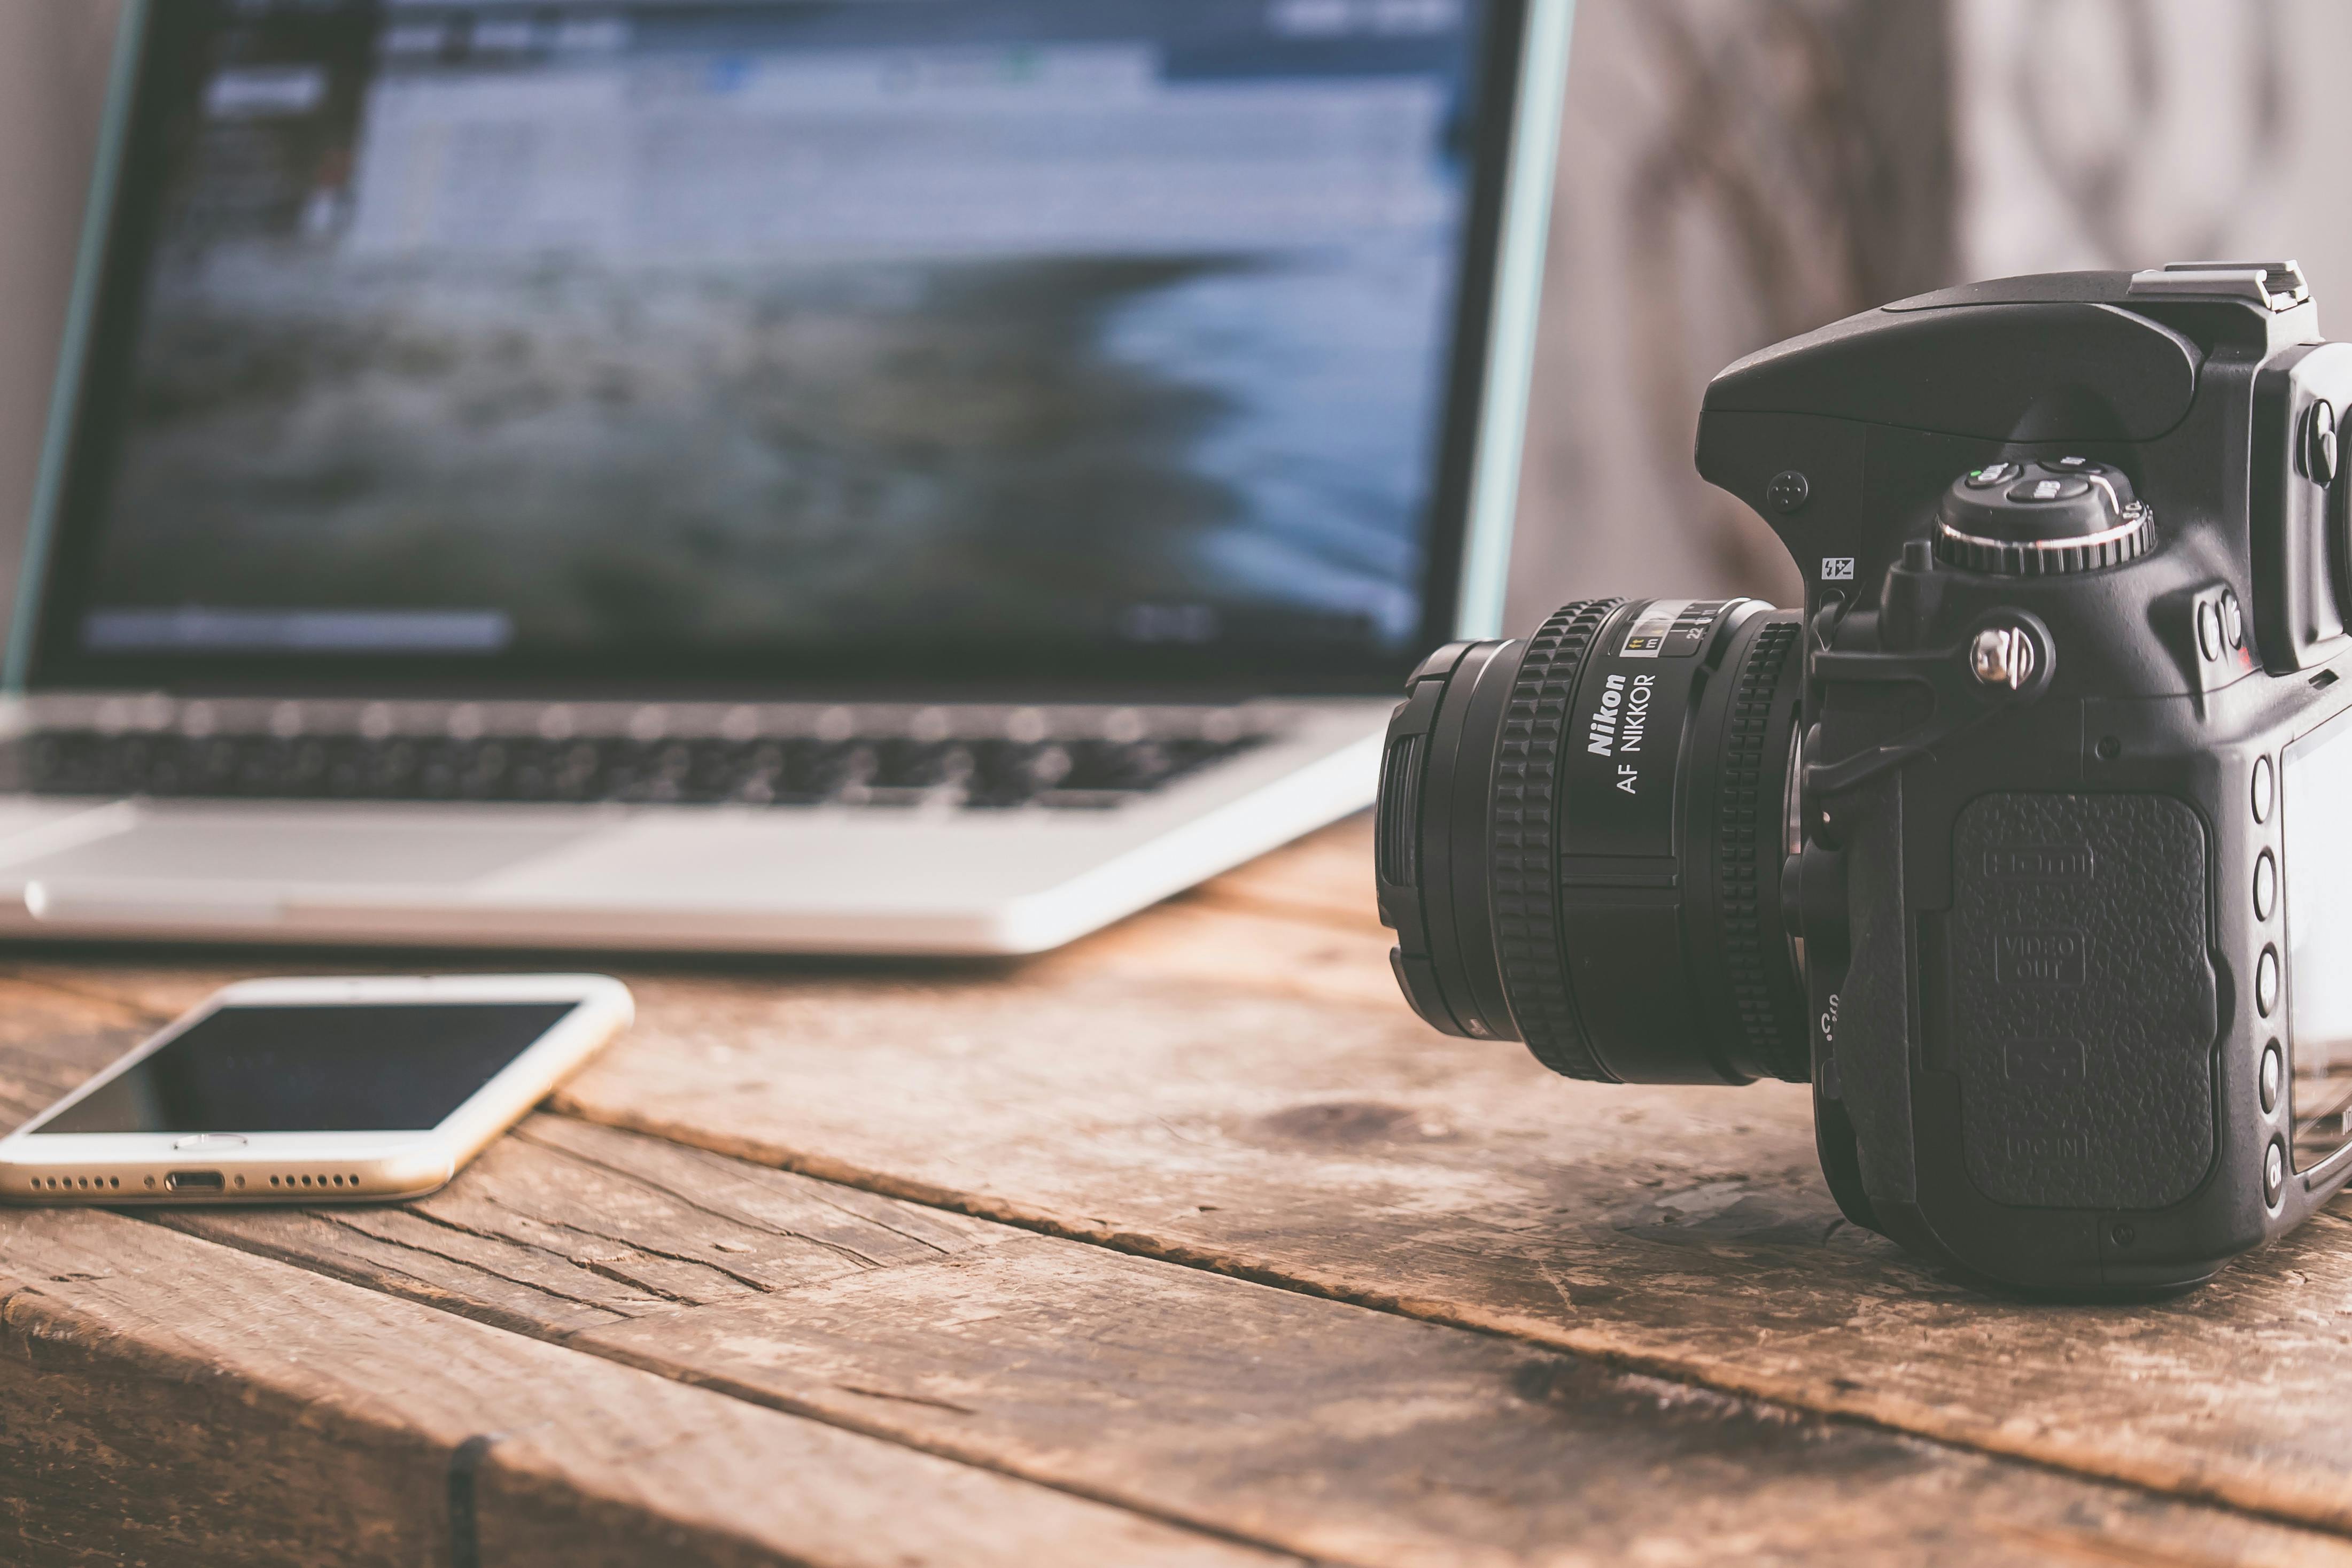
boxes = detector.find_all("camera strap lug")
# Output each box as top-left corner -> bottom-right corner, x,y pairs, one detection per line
1805,611 -> 2057,809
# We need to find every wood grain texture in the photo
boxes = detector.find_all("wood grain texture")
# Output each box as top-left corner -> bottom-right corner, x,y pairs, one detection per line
13,822 -> 2352,1556
0,1206 -> 1281,1568
160,1113 -> 1004,1337
577,1235 -> 2352,1568
11,1033 -> 2341,1565
512,821 -> 2352,1539
0,972 -> 146,1128
9,974 -> 2349,1564
9,982 -> 2342,1561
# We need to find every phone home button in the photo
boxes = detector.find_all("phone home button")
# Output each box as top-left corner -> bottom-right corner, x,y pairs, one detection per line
172,1134 -> 247,1151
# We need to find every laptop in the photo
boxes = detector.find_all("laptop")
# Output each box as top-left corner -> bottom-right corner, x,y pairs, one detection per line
0,0 -> 1568,955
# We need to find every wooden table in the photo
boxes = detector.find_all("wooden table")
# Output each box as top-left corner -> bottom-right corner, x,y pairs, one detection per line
5,815 -> 2352,1566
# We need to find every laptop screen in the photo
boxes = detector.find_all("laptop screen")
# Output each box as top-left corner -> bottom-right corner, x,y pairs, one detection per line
29,0 -> 1528,696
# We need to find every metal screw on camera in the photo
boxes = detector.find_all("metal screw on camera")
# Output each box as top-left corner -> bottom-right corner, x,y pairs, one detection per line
1968,625 -> 2038,690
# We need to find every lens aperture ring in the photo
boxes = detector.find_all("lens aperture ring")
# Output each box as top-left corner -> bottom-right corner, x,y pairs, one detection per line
1716,618 -> 1807,1080
1491,599 -> 1620,1080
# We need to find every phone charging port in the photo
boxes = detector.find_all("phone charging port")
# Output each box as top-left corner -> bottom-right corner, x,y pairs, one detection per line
164,1170 -> 224,1192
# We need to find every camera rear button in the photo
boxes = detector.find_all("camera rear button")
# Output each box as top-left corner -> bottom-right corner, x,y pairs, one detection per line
2262,1043 -> 2284,1115
2254,756 -> 2276,823
2255,850 -> 2278,922
2199,603 -> 2225,663
1766,470 -> 1811,513
2257,947 -> 2281,1018
2265,1139 -> 2288,1208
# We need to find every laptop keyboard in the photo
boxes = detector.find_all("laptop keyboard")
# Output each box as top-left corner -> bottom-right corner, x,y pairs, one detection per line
14,723 -> 1267,812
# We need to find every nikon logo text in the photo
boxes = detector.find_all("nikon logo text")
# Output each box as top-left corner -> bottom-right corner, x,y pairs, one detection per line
1984,845 -> 2094,880
1994,928 -> 2088,986
1585,673 -> 1656,758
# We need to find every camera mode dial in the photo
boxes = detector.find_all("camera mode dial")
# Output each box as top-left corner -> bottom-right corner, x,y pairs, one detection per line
1934,457 -> 2155,576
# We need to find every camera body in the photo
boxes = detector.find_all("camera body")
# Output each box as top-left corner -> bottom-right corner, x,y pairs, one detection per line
1379,262 -> 2352,1292
1701,259 -> 2352,1292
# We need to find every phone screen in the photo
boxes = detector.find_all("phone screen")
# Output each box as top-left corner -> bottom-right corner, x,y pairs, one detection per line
34,1002 -> 580,1135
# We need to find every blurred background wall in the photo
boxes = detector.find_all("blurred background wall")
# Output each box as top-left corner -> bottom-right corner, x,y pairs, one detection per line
1513,0 -> 1957,626
2,0 -> 2349,651
1511,0 -> 2352,631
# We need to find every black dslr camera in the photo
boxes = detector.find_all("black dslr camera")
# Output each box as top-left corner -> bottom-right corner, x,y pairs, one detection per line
1377,262 -> 2352,1293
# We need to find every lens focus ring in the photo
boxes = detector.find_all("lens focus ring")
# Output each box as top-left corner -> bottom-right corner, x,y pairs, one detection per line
1716,619 -> 1807,1081
1491,599 -> 1621,1080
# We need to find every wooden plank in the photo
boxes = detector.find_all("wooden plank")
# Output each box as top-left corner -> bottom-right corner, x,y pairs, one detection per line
0,1208 -> 1281,1568
507,832 -> 2352,1540
1031,895 -> 1403,1012
160,1114 -> 1007,1336
573,1234 -> 2352,1568
21,829 -> 2352,1541
87,1108 -> 2352,1565
0,975 -> 145,1128
5,975 -> 2347,1564
0,977 -> 1006,1335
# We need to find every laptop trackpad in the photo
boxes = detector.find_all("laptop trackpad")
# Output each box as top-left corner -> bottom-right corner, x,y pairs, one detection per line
4,812 -> 595,889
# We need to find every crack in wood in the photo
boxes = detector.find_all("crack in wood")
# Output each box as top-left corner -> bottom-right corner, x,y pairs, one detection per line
524,1117 -> 973,1254
144,1210 -> 580,1336
504,1129 -> 915,1270
472,1199 -> 796,1297
362,1201 -> 717,1308
315,1210 -> 638,1317
832,1383 -> 981,1416
759,1189 -> 966,1259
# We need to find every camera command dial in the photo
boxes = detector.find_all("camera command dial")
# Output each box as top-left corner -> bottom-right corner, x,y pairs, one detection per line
1934,456 -> 2156,576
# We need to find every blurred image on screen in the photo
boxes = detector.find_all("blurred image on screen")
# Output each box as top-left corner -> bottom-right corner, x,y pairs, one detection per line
71,0 -> 1494,670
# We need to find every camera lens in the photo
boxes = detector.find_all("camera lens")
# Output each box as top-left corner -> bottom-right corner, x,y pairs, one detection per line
1376,599 -> 1811,1084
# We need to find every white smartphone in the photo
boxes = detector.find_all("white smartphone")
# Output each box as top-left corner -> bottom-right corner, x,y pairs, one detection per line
0,974 -> 634,1204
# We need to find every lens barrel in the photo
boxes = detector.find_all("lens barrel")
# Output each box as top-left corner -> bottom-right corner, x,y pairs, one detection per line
1376,599 -> 1810,1084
